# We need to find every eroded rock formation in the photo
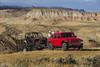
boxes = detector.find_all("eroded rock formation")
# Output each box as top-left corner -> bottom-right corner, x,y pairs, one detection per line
26,8 -> 100,22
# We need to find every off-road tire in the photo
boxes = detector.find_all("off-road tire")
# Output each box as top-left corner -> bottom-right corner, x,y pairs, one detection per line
48,43 -> 54,50
62,42 -> 69,51
78,44 -> 83,50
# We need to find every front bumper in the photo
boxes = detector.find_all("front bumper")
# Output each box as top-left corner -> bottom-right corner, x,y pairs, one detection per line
69,43 -> 83,47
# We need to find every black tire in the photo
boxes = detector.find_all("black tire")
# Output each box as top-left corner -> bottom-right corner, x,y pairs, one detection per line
48,43 -> 54,50
62,42 -> 69,51
78,44 -> 83,50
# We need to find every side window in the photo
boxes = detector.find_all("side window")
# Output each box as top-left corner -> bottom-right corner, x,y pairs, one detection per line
54,34 -> 56,38
51,35 -> 53,38
57,34 -> 60,38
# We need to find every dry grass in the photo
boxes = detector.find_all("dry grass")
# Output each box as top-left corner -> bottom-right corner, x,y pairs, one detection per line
0,50 -> 100,67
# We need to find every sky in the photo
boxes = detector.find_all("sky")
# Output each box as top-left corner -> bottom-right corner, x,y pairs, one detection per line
0,0 -> 100,12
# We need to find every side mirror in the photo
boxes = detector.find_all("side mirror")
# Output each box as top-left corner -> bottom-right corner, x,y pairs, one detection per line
75,36 -> 77,37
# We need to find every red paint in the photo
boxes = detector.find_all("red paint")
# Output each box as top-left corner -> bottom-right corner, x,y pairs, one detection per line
48,32 -> 83,48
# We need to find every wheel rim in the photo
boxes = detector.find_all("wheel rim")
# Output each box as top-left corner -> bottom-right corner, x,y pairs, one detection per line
62,43 -> 67,50
48,43 -> 52,49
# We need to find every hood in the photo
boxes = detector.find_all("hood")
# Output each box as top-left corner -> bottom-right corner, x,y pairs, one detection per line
63,37 -> 82,42
64,37 -> 81,40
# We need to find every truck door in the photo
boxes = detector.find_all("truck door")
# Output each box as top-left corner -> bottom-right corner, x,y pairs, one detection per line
52,33 -> 57,46
56,33 -> 61,47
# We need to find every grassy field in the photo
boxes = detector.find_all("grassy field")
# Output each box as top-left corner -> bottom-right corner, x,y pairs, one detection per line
0,50 -> 100,67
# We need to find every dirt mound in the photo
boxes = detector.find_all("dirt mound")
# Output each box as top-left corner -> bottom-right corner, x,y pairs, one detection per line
0,24 -> 24,53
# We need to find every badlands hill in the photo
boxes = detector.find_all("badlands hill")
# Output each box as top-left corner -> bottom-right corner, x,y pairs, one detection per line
0,8 -> 100,22
0,7 -> 100,50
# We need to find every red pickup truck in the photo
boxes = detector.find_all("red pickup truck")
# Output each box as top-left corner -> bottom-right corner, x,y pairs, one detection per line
47,32 -> 83,51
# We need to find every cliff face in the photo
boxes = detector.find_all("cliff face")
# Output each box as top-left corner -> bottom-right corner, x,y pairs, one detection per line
26,8 -> 100,22
0,8 -> 100,22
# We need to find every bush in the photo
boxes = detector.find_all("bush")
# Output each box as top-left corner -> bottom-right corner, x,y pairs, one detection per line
79,55 -> 100,67
52,54 -> 77,64
64,55 -> 77,64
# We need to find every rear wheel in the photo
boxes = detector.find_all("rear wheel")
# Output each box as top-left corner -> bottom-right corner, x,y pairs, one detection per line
48,43 -> 54,50
62,42 -> 69,51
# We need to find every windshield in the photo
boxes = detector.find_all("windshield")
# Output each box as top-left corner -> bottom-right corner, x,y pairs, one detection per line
61,33 -> 75,38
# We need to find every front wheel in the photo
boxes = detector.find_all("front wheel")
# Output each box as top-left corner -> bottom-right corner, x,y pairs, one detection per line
62,43 -> 69,51
48,43 -> 54,50
78,44 -> 83,50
